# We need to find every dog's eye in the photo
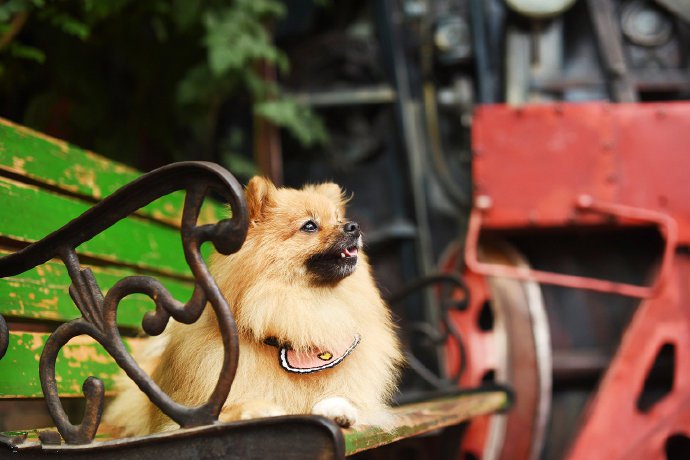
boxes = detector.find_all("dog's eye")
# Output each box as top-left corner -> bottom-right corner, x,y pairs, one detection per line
301,220 -> 319,232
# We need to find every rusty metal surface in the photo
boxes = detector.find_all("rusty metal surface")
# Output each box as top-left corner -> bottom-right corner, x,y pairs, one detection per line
0,161 -> 249,445
567,253 -> 690,459
468,102 -> 690,296
1,416 -> 345,459
472,102 -> 690,238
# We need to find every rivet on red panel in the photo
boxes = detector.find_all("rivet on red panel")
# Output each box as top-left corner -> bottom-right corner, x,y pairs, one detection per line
475,195 -> 492,210
576,194 -> 594,209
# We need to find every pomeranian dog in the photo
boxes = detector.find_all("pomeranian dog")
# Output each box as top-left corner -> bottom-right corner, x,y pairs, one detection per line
106,177 -> 402,435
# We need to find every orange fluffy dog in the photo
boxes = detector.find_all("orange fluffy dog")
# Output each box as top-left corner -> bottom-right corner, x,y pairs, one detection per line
106,177 -> 402,435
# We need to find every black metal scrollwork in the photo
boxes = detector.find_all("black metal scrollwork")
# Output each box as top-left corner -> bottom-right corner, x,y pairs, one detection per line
386,274 -> 470,393
0,162 -> 249,445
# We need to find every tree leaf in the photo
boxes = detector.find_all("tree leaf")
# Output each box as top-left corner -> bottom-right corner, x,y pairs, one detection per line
8,42 -> 45,63
255,98 -> 329,147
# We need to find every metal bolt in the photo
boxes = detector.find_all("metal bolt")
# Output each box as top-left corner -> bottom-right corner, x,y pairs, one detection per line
434,16 -> 472,62
577,194 -> 594,209
475,195 -> 493,210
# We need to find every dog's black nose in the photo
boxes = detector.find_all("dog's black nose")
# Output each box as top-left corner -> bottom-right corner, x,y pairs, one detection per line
344,221 -> 360,234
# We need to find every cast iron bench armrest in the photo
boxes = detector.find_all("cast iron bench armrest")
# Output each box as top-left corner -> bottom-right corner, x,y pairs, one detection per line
0,161 -> 248,445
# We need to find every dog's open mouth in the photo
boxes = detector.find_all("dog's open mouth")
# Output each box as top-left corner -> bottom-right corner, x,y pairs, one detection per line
340,246 -> 358,259
307,240 -> 360,283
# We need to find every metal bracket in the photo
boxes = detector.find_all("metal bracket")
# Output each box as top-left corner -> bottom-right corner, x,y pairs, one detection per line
465,194 -> 678,298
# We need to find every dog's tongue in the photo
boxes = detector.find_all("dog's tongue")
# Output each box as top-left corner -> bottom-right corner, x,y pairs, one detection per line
343,247 -> 358,257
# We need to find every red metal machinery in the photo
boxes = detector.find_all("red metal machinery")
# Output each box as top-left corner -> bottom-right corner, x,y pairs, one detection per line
443,101 -> 690,459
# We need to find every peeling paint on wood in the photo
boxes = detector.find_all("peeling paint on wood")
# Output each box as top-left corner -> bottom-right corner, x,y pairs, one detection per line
0,117 -> 228,226
0,175 -> 193,275
0,429 -> 112,444
0,332 -> 144,398
0,120 -> 244,435
343,392 -> 509,455
0,250 -> 194,329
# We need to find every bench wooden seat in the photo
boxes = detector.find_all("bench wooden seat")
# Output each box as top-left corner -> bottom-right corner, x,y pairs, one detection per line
0,118 -> 509,458
1,391 -> 508,458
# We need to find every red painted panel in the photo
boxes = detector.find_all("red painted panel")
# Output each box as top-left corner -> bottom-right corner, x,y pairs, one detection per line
567,254 -> 690,460
472,102 -> 690,244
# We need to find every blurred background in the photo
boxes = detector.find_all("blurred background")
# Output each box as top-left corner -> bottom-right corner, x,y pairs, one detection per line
2,0 -> 690,458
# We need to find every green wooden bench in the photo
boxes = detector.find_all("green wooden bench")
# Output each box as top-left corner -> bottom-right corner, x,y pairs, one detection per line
0,118 -> 509,458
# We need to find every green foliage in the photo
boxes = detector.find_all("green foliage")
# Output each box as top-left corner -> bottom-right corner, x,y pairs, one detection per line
0,0 -> 327,170
37,9 -> 89,40
220,127 -> 259,178
0,0 -> 43,23
204,0 -> 288,76
256,98 -> 328,148
7,42 -> 44,63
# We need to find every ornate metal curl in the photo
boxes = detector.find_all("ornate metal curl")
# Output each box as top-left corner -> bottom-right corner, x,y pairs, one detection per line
386,273 -> 470,391
0,162 -> 249,445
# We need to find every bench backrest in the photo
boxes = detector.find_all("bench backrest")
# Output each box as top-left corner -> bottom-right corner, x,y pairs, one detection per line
0,118 -> 225,408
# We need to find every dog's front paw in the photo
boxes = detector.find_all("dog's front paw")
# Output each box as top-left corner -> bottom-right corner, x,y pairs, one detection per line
220,400 -> 287,422
312,397 -> 358,428
240,400 -> 287,420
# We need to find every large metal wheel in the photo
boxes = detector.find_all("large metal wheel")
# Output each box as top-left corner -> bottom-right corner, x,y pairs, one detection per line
439,239 -> 551,460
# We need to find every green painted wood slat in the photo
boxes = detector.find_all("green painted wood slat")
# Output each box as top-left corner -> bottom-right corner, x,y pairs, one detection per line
0,118 -> 226,226
0,332 -> 144,398
0,250 -> 194,329
0,176 -> 194,276
343,392 -> 510,455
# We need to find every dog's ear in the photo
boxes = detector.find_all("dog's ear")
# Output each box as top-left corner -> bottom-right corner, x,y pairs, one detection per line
311,183 -> 349,214
246,176 -> 277,223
